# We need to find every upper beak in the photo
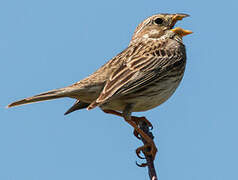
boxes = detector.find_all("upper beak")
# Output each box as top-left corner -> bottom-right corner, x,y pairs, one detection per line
171,13 -> 190,28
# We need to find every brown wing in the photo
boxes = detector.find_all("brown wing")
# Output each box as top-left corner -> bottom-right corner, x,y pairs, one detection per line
88,39 -> 185,109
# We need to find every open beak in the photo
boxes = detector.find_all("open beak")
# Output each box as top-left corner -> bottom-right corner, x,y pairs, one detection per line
170,14 -> 192,37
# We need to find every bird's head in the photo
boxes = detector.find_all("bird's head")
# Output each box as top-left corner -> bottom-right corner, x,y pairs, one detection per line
131,13 -> 192,41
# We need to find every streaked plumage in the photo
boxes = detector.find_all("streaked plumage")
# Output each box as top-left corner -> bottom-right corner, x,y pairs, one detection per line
7,13 -> 192,163
87,32 -> 187,111
8,14 -> 191,112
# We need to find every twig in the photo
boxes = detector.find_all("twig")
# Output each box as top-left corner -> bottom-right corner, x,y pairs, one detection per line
138,121 -> 158,180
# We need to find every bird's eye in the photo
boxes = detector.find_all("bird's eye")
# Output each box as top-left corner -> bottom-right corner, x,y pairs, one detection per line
154,18 -> 163,25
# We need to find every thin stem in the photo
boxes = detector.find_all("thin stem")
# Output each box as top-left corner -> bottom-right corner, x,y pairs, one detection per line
138,121 -> 158,180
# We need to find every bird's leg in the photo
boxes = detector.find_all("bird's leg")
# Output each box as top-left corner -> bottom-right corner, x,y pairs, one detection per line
103,109 -> 123,117
103,109 -> 153,139
103,109 -> 153,136
103,108 -> 157,166
123,108 -> 157,161
103,109 -> 142,139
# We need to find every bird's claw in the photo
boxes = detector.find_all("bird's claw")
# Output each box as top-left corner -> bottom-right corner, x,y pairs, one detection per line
135,143 -> 157,167
136,161 -> 148,167
136,143 -> 157,160
133,129 -> 141,140
136,147 -> 146,159
132,116 -> 153,130
140,116 -> 153,130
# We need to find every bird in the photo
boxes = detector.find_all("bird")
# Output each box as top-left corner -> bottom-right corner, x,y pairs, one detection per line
7,13 -> 192,165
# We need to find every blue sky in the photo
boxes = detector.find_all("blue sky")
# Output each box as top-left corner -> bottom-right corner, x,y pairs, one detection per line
1,0 -> 238,180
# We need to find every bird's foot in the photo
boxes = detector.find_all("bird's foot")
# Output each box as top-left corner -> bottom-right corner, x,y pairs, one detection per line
131,116 -> 153,139
136,142 -> 157,167
103,110 -> 153,129
103,109 -> 157,167
131,116 -> 153,130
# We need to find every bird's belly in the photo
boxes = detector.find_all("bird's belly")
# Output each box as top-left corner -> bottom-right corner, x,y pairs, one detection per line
100,76 -> 183,112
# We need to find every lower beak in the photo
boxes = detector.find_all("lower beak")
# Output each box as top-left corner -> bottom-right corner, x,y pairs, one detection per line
171,27 -> 193,37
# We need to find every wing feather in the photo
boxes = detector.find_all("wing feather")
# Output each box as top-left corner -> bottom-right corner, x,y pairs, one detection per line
88,39 -> 185,109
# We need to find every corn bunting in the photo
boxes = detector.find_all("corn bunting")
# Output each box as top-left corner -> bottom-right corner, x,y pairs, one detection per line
8,13 -> 192,163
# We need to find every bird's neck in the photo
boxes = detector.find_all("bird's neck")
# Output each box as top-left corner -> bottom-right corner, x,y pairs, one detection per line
130,30 -> 183,46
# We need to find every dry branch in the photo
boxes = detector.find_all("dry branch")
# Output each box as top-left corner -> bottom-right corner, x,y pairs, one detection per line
138,120 -> 158,180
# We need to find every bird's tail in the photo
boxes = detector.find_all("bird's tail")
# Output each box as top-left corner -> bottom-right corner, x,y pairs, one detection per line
7,87 -> 76,108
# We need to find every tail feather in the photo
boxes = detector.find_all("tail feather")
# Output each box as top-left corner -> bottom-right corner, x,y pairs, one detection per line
7,87 -> 73,108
